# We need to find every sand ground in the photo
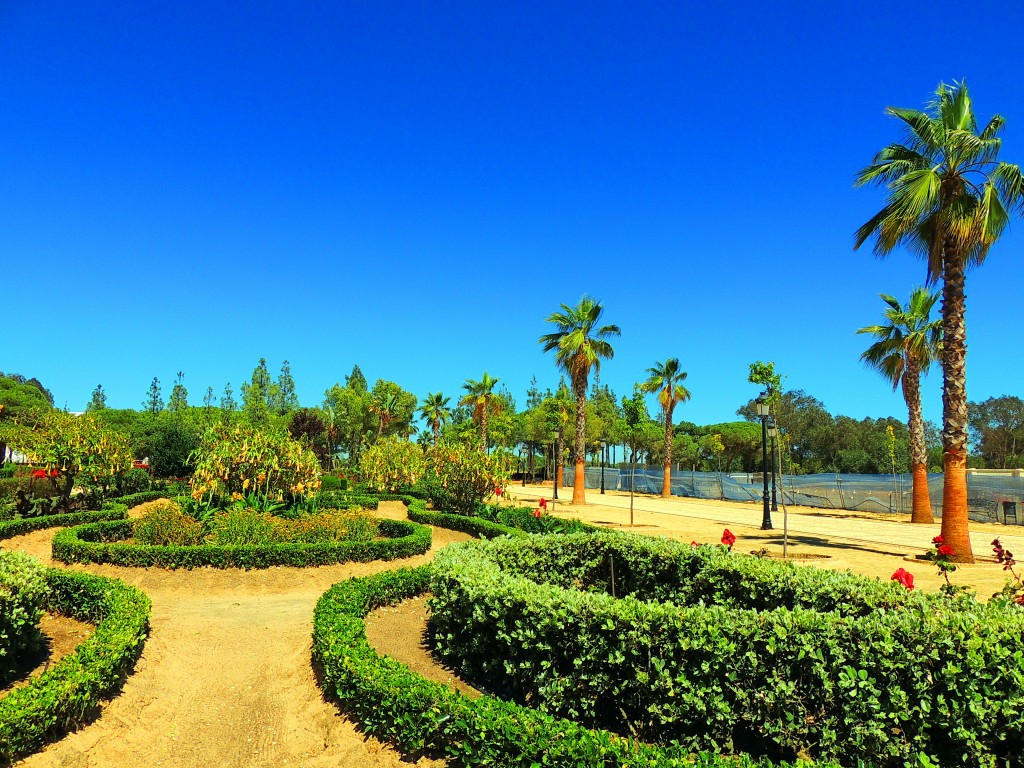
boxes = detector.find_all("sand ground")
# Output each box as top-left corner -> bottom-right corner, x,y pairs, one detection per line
4,492 -> 1023,767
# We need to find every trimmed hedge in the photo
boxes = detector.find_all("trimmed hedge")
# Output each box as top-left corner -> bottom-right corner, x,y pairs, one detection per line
429,534 -> 1024,767
312,565 -> 827,768
0,551 -> 49,686
51,518 -> 432,569
0,491 -> 167,541
0,568 -> 150,763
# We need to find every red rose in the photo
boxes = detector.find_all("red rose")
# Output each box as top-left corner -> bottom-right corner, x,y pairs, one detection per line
932,535 -> 944,545
690,540 -> 699,548
721,529 -> 736,548
891,568 -> 914,589
494,487 -> 502,496
937,544 -> 954,557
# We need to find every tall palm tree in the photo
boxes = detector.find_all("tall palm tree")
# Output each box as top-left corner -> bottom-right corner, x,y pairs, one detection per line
855,81 -> 1024,562
642,358 -> 691,498
419,392 -> 451,446
460,372 -> 500,450
539,296 -> 620,505
857,289 -> 942,524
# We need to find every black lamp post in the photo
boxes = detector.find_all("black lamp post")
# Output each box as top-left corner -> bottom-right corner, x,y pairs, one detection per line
767,421 -> 778,512
756,397 -> 773,530
553,429 -> 560,500
600,440 -> 607,494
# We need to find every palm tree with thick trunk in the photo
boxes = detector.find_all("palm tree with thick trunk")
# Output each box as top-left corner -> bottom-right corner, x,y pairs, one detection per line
858,289 -> 941,523
539,296 -> 620,505
460,373 -> 500,451
419,392 -> 451,446
855,81 -> 1024,562
642,358 -> 691,498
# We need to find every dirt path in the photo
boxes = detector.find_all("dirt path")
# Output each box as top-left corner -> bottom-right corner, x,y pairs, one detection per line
3,502 -> 470,768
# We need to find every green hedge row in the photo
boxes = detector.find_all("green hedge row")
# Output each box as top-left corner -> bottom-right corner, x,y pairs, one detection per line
51,517 -> 432,569
429,534 -> 1024,767
312,565 -> 826,768
0,551 -> 49,686
0,491 -> 168,541
0,568 -> 151,764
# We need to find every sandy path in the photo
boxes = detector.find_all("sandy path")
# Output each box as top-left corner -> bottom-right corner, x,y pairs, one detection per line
3,502 -> 470,768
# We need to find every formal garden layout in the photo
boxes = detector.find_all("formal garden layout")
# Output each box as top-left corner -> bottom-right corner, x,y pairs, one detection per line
0,403 -> 1022,768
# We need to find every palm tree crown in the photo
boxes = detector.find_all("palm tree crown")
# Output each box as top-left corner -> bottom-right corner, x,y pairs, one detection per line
419,392 -> 451,446
539,296 -> 620,505
857,289 -> 941,389
459,373 -> 500,450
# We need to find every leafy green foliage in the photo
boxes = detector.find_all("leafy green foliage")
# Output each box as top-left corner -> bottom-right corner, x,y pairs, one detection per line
0,550 -> 49,685
132,501 -> 205,546
429,534 -> 1024,766
359,436 -> 425,492
425,439 -> 513,514
0,568 -> 150,764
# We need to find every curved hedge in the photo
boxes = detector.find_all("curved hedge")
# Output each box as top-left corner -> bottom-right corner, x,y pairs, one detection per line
312,565 -> 828,768
429,534 -> 1024,767
0,492 -> 168,541
51,517 -> 432,569
0,568 -> 150,763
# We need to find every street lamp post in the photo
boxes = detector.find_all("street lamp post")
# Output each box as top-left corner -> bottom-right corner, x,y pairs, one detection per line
522,442 -> 528,487
553,429 -> 560,500
600,440 -> 607,494
767,421 -> 778,512
756,397 -> 773,530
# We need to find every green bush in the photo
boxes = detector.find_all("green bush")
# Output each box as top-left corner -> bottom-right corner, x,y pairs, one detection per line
428,534 -> 1024,767
52,517 -> 430,569
312,565 -> 833,768
0,568 -> 150,763
359,437 -> 425,492
132,501 -> 205,546
0,550 -> 49,686
425,439 -> 513,514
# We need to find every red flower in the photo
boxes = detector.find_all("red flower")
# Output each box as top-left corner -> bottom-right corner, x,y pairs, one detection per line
494,487 -> 502,496
533,508 -> 542,518
690,540 -> 699,548
538,498 -> 547,509
31,469 -> 47,479
937,544 -> 954,557
932,535 -> 944,545
891,568 -> 915,590
721,529 -> 736,548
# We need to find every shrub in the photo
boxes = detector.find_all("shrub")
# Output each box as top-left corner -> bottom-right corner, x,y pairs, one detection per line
132,501 -> 205,546
189,422 -> 321,505
284,509 -> 377,543
359,437 -> 425,492
206,506 -> 282,546
0,568 -> 150,763
425,439 -> 513,514
117,467 -> 153,495
429,534 -> 1024,767
0,550 -> 49,685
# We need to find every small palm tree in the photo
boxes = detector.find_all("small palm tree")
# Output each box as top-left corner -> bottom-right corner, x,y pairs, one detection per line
419,392 -> 451,446
539,296 -> 620,505
855,81 -> 1024,561
642,358 -> 691,498
858,289 -> 941,524
460,373 -> 500,450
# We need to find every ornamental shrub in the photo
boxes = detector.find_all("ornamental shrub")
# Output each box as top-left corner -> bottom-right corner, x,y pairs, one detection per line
359,437 -> 425,492
0,550 -> 49,685
425,439 -> 513,514
132,501 -> 205,546
429,534 -> 1024,767
189,423 -> 321,505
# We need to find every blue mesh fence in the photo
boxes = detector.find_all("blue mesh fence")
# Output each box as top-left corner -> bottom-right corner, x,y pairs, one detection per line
561,467 -> 1024,524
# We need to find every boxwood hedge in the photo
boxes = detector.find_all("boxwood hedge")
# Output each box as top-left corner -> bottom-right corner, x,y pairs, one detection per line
0,491 -> 167,541
429,534 -> 1024,767
0,568 -> 150,763
51,517 -> 432,569
312,565 -> 830,768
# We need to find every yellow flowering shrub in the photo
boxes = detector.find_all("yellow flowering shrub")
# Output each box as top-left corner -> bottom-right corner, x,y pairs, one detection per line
358,437 -> 425,493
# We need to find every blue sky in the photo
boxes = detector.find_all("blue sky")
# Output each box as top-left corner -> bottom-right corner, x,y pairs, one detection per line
2,2 -> 1023,425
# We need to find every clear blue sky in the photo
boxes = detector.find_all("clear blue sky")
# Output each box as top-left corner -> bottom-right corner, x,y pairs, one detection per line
3,2 -> 1023,425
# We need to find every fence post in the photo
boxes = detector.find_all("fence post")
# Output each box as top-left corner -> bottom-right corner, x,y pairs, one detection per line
836,473 -> 846,510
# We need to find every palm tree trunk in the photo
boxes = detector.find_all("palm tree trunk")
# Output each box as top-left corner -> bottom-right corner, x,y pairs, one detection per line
572,377 -> 587,505
940,250 -> 974,562
432,421 -> 440,447
661,405 -> 673,498
902,361 -> 933,523
480,400 -> 489,452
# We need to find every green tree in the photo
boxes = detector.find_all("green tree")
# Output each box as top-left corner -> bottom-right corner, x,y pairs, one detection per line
642,358 -> 691,498
241,358 -> 275,426
322,366 -> 375,462
370,380 -> 417,441
540,296 -> 620,505
459,372 -> 501,451
0,375 -> 54,465
86,385 -> 108,412
274,360 -> 299,415
621,388 -> 647,525
143,377 -> 164,414
168,371 -> 189,414
857,289 -> 942,522
419,392 -> 452,446
969,396 -> 1024,469
220,383 -> 237,418
855,81 -> 1024,562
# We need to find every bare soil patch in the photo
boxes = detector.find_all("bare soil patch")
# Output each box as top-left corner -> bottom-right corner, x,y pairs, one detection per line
0,613 -> 93,696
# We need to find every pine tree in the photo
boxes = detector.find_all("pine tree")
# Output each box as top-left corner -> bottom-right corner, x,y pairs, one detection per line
241,358 -> 273,425
86,385 -> 107,411
220,383 -> 237,415
143,377 -> 164,414
345,364 -> 368,392
203,386 -> 216,410
275,360 -> 299,414
168,371 -> 189,413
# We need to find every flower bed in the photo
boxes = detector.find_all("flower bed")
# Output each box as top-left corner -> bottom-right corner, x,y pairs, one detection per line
51,517 -> 431,569
0,492 -> 166,541
0,568 -> 150,763
312,565 -> 832,768
428,534 -> 1024,767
